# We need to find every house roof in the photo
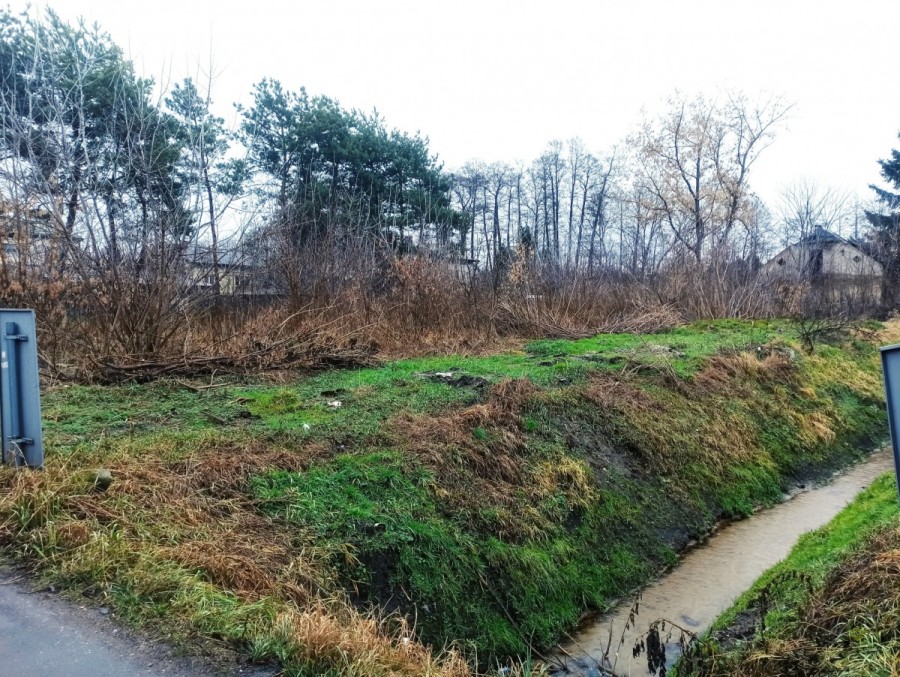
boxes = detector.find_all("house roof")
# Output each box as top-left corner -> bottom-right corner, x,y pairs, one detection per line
189,249 -> 256,269
795,225 -> 873,253
802,226 -> 845,245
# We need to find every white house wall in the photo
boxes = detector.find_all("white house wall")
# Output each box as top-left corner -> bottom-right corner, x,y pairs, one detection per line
763,242 -> 882,280
762,244 -> 806,280
821,243 -> 882,277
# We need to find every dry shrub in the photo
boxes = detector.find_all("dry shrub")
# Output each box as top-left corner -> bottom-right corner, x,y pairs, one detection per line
655,260 -> 791,320
12,238 -> 839,387
694,349 -> 796,393
0,275 -> 73,372
9,227 -> 871,385
290,253 -> 682,355
87,304 -> 380,383
276,246 -> 501,358
496,261 -> 681,339
6,244 -> 686,382
387,257 -> 485,339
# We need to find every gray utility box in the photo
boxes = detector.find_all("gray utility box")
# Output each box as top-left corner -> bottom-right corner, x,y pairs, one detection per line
0,309 -> 43,468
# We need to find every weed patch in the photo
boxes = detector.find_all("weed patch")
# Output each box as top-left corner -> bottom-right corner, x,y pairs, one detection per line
0,319 -> 892,674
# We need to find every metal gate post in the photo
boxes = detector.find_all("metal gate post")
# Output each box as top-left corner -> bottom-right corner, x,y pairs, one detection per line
5,322 -> 29,463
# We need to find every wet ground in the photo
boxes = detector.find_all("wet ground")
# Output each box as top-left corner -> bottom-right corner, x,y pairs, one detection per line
550,450 -> 895,677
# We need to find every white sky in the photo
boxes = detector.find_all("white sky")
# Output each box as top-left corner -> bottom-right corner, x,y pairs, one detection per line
9,0 -> 900,210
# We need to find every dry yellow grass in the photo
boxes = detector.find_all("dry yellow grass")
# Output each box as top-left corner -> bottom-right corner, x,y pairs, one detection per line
720,526 -> 900,677
0,447 -> 473,675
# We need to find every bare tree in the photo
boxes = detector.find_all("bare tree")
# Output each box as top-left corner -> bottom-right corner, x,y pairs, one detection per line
534,141 -> 564,261
485,161 -> 511,269
584,153 -> 616,272
451,162 -> 485,261
778,179 -> 850,245
566,138 -> 588,264
634,93 -> 789,266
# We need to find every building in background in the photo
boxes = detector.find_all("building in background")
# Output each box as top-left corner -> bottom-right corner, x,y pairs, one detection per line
763,226 -> 883,305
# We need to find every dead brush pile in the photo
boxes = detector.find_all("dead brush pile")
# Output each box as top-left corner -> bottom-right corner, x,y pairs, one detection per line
0,446 -> 470,676
699,525 -> 900,677
21,251 -> 690,382
87,305 -> 380,384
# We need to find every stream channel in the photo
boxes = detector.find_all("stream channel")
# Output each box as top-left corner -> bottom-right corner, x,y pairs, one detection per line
549,449 -> 895,677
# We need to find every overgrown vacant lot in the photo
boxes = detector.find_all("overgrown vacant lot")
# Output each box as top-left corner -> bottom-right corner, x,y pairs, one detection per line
0,319 -> 892,675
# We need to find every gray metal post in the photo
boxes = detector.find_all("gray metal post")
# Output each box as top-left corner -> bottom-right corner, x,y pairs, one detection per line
880,344 -> 900,501
0,309 -> 43,468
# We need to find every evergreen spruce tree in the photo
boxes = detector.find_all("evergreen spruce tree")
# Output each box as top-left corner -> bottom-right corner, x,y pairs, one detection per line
866,134 -> 900,292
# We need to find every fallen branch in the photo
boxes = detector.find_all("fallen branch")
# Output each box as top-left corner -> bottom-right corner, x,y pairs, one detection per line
86,332 -> 379,383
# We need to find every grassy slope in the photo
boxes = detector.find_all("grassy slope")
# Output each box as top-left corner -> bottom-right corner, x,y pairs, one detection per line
0,319 -> 892,675
683,473 -> 900,676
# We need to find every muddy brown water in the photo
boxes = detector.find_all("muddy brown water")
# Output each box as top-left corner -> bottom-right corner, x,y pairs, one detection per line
549,450 -> 895,677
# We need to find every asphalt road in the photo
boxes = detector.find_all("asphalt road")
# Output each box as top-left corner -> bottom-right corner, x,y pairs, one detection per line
0,568 -> 278,677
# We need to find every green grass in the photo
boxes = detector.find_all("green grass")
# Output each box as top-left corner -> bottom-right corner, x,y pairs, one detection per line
41,319 -> 793,446
9,318 -> 894,674
43,381 -> 244,440
252,448 -> 676,655
527,319 -> 793,378
236,320 -> 794,437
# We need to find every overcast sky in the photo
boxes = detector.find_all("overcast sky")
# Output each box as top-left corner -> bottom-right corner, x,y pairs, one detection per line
8,0 -> 900,210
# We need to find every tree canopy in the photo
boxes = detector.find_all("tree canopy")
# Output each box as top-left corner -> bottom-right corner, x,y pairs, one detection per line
238,78 -> 461,247
0,8 -> 187,263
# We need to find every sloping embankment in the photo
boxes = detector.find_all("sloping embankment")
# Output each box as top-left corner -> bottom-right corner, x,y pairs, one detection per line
0,319 -> 892,675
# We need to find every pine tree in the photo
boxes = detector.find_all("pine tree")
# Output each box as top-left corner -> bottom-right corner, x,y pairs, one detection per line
866,135 -> 900,289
